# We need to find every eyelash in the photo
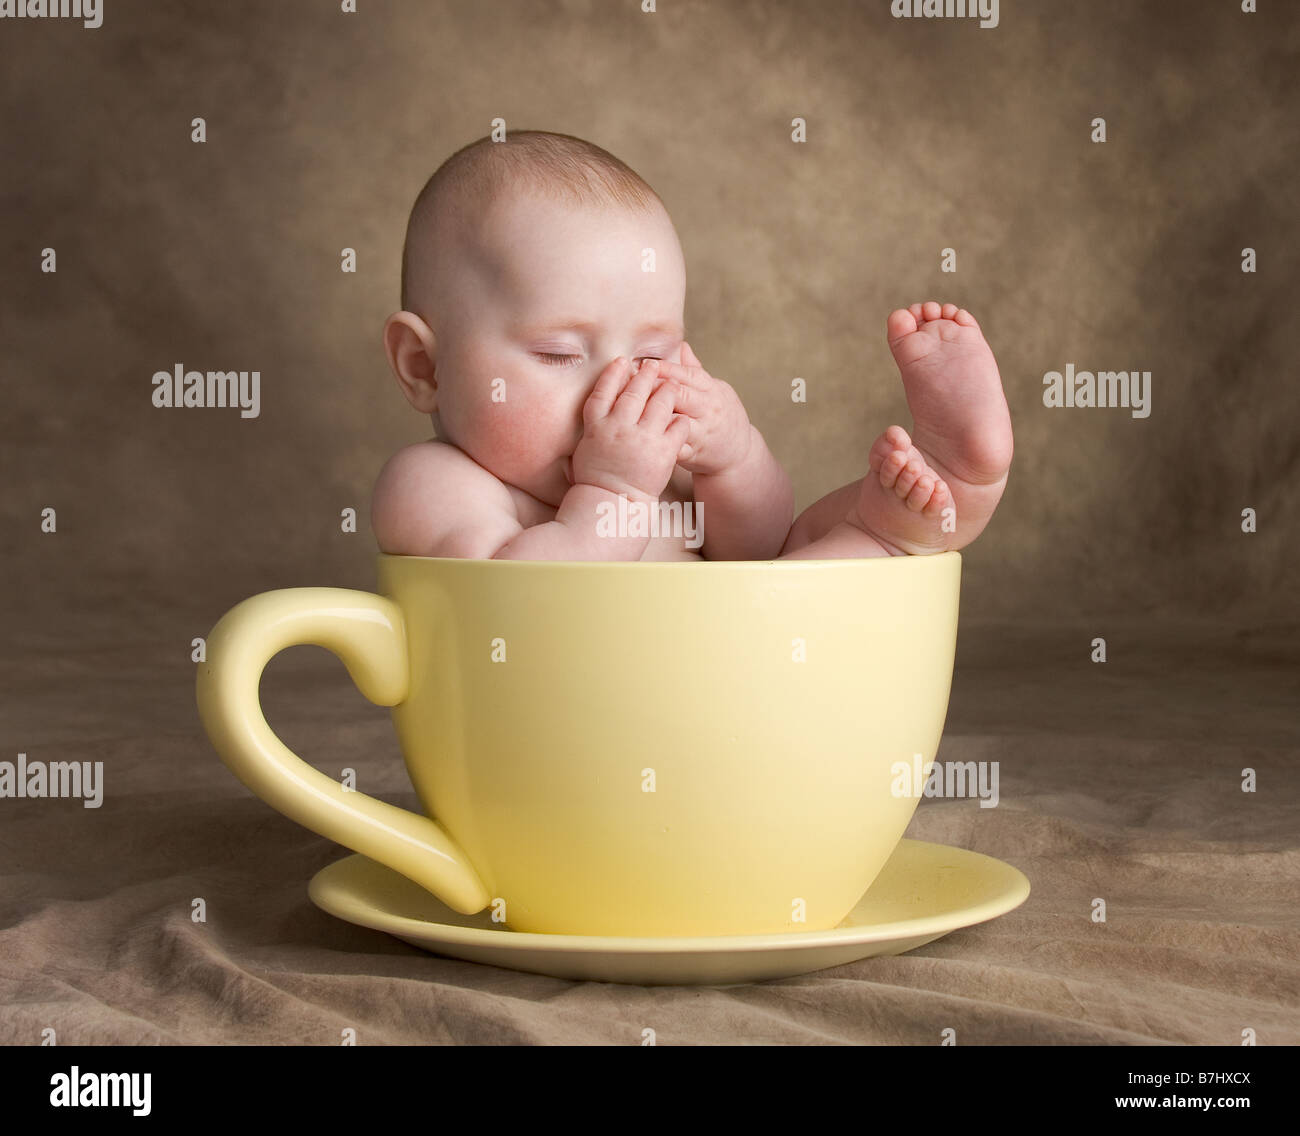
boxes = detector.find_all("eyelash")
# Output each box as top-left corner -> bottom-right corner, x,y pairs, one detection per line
535,353 -> 663,367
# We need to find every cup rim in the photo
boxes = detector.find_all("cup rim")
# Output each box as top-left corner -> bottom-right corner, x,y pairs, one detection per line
377,550 -> 961,569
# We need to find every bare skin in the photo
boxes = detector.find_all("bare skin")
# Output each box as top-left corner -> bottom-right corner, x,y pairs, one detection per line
374,191 -> 793,562
374,187 -> 1011,562
781,301 -> 1013,558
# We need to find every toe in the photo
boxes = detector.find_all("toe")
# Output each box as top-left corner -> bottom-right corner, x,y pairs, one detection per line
955,308 -> 978,328
906,473 -> 935,512
921,479 -> 949,518
868,433 -> 894,472
921,300 -> 941,321
871,426 -> 910,465
894,455 -> 923,496
887,309 -> 918,344
877,449 -> 907,489
883,424 -> 910,449
940,303 -> 958,320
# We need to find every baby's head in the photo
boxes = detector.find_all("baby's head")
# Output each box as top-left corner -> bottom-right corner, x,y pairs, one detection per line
386,130 -> 687,507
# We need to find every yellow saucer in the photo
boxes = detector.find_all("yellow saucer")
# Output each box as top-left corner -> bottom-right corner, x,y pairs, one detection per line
307,839 -> 1030,985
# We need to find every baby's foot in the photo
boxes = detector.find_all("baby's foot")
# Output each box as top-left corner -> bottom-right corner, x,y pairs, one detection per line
850,303 -> 1013,553
870,425 -> 950,516
844,426 -> 953,554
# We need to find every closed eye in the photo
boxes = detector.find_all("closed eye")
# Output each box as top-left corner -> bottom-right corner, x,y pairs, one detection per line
534,354 -> 663,367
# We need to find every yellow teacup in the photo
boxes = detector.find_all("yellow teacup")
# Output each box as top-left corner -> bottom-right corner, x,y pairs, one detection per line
196,552 -> 960,937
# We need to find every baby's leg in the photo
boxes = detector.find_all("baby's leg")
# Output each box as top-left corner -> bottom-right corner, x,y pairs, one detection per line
778,433 -> 950,559
782,302 -> 1012,560
779,479 -> 894,559
876,302 -> 1012,550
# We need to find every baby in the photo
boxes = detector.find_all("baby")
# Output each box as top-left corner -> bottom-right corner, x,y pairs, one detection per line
373,131 -> 1012,562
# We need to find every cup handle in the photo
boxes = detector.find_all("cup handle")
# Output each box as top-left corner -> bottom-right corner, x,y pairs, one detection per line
195,587 -> 492,913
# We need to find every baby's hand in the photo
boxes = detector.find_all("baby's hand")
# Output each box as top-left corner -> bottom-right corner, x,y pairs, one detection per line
571,355 -> 692,500
651,342 -> 752,476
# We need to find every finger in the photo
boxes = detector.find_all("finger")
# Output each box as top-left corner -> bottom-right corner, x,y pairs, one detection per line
640,374 -> 678,430
680,340 -> 702,367
583,356 -> 631,426
612,357 -> 661,423
650,358 -> 709,390
667,414 -> 693,453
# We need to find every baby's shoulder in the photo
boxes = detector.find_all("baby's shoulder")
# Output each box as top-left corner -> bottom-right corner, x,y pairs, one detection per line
374,437 -> 446,472
375,438 -> 501,490
371,439 -> 517,556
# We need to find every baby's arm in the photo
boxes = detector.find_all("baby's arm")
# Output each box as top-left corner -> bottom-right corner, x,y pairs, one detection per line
647,346 -> 793,561
371,442 -> 653,561
691,424 -> 793,561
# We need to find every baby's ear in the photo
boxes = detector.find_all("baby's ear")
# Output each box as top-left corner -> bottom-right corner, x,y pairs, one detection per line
383,311 -> 439,413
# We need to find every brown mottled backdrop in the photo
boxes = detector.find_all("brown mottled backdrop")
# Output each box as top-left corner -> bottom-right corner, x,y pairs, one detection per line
1,1 -> 1297,1047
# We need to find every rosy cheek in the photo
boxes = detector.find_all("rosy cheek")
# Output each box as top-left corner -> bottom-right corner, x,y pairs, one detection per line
476,385 -> 563,465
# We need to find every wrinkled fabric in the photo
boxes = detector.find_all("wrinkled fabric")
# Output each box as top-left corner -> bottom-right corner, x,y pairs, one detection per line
1,0 -> 1296,1045
2,620 -> 1294,1045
